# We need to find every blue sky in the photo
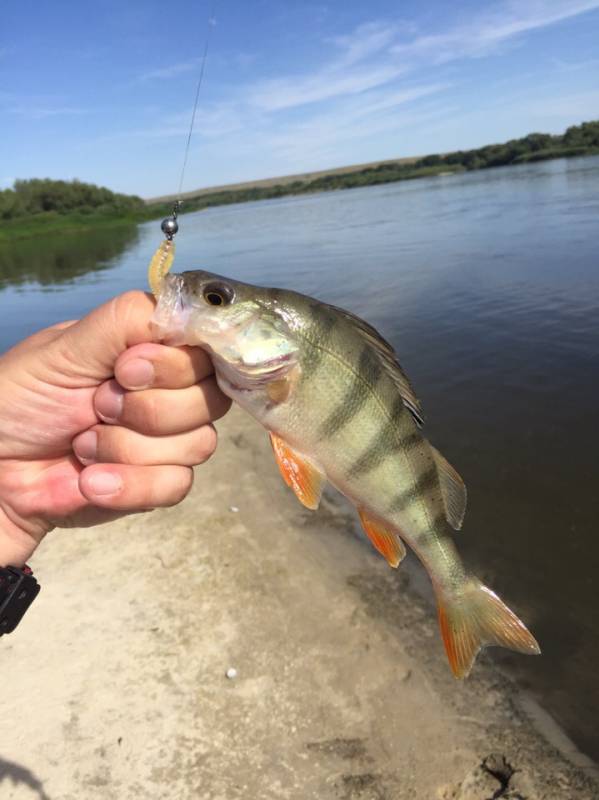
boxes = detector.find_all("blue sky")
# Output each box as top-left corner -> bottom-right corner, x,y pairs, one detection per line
2,0 -> 599,198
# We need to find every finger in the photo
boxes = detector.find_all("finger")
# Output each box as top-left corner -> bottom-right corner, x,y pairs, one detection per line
46,291 -> 156,386
7,319 -> 79,356
115,342 -> 214,391
73,423 -> 217,467
49,320 -> 79,331
94,377 -> 231,434
79,464 -> 194,510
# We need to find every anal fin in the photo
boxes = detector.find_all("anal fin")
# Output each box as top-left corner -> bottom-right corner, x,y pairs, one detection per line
269,433 -> 326,510
358,508 -> 406,568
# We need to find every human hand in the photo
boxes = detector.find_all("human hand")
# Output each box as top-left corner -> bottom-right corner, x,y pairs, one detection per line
0,291 -> 231,567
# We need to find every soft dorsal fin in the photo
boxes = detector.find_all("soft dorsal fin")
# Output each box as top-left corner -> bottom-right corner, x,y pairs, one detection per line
269,433 -> 326,510
325,302 -> 424,427
431,447 -> 467,530
358,507 -> 406,568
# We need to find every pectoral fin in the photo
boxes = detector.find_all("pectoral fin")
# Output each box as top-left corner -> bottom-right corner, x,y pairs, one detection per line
269,433 -> 326,510
266,378 -> 292,404
358,508 -> 406,568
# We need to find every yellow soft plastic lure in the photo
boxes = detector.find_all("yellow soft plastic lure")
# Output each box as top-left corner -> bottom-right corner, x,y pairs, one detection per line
148,211 -> 179,297
148,237 -> 175,297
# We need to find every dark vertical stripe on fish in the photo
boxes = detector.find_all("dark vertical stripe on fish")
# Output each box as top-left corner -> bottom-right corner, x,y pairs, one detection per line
347,395 -> 408,478
320,347 -> 382,437
387,465 -> 438,515
431,510 -> 449,535
402,432 -> 422,451
301,309 -> 338,379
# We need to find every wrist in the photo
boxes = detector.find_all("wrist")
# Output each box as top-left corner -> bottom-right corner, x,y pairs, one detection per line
0,538 -> 32,568
0,511 -> 38,568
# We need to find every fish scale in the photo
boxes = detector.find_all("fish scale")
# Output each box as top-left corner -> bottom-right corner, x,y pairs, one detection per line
152,269 -> 541,679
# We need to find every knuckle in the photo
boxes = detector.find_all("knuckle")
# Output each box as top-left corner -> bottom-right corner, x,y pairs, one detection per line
114,290 -> 148,318
132,392 -> 162,433
97,428 -> 129,464
192,425 -> 218,464
166,468 -> 194,506
153,348 -> 185,385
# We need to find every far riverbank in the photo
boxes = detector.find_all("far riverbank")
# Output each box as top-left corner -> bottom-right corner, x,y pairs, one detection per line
2,119 -> 598,241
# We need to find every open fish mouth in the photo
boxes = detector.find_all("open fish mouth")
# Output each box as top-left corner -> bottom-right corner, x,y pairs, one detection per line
152,273 -> 298,388
151,273 -> 190,346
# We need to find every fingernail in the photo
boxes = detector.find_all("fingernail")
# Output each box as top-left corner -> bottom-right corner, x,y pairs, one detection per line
86,471 -> 123,496
73,430 -> 97,465
96,380 -> 124,422
119,358 -> 154,390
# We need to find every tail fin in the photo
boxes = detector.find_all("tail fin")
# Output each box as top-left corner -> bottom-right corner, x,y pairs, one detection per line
436,579 -> 540,679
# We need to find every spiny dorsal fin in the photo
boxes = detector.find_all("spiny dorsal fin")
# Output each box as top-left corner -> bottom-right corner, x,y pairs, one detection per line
431,446 -> 467,530
324,303 -> 424,427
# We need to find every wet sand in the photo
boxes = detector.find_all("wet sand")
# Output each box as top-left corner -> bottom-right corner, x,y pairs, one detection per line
1,407 -> 597,800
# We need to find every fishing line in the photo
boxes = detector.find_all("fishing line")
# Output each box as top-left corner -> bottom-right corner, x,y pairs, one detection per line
148,0 -> 218,296
177,0 -> 218,199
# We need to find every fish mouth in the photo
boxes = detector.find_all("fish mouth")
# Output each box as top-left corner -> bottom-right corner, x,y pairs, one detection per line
151,272 -> 259,346
152,272 -> 298,393
151,274 -> 190,345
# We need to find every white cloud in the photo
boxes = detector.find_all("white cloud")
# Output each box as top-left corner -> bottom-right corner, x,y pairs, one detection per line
326,20 -> 398,68
244,1 -> 599,113
391,0 -> 599,63
0,92 -> 93,120
137,59 -> 201,81
7,105 -> 91,120
248,20 -> 404,111
95,0 -> 599,192
249,64 -> 406,112
260,97 -> 455,169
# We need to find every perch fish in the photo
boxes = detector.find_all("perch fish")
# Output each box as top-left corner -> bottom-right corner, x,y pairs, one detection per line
152,270 -> 540,678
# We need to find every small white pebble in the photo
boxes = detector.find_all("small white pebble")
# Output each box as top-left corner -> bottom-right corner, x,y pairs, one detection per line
225,667 -> 238,680
229,506 -> 239,513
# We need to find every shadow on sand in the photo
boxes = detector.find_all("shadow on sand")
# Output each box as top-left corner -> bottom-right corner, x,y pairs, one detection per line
0,755 -> 52,800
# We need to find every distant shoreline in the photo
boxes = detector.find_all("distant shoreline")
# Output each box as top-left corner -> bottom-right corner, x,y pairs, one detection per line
0,213 -> 141,243
1,120 -> 598,241
3,150 -> 594,244
144,155 -> 422,204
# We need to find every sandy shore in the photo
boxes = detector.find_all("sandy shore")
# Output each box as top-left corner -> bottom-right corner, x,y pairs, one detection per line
1,407 -> 597,800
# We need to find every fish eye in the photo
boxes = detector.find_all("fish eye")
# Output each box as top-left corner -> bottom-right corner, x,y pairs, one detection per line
202,282 -> 235,307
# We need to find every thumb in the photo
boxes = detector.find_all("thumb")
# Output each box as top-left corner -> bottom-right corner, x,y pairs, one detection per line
45,291 -> 157,386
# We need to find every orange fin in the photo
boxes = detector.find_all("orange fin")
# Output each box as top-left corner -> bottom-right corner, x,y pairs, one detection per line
358,508 -> 406,568
269,433 -> 325,510
436,579 -> 541,679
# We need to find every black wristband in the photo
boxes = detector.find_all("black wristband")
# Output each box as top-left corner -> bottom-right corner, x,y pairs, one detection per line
0,565 -> 40,635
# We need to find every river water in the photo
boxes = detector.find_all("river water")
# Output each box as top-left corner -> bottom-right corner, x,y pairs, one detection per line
1,156 -> 598,760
